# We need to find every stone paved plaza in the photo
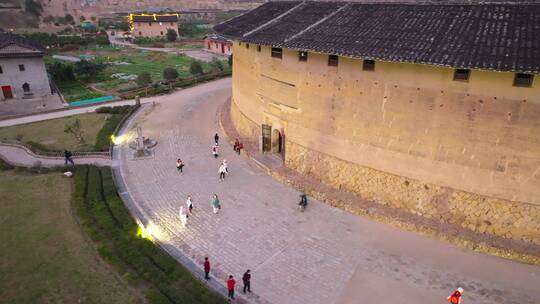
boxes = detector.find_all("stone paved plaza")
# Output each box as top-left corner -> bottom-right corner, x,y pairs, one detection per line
116,79 -> 540,304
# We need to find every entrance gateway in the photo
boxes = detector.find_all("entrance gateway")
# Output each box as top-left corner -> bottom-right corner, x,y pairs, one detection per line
261,124 -> 284,157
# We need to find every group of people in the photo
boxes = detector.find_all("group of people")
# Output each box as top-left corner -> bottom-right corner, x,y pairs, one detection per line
174,133 -> 257,301
204,257 -> 252,300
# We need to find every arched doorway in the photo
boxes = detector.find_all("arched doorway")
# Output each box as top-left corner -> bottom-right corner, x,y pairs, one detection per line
271,129 -> 282,154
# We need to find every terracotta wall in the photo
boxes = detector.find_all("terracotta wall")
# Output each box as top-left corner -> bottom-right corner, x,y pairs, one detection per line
204,38 -> 232,55
132,22 -> 178,37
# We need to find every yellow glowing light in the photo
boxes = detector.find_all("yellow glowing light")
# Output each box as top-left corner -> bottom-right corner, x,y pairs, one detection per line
137,222 -> 163,241
137,225 -> 154,241
111,134 -> 123,145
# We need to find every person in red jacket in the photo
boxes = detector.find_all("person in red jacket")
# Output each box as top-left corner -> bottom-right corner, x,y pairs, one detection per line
448,287 -> 464,304
203,257 -> 210,280
227,275 -> 236,300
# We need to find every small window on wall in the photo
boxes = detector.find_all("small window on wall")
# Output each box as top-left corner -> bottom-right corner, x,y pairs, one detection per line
228,45 -> 231,52
139,32 -> 142,36
328,55 -> 338,67
453,69 -> 470,81
160,31 -> 164,35
257,45 -> 261,52
246,43 -> 249,49
22,83 -> 30,92
298,51 -> 308,62
170,23 -> 173,26
513,73 -> 534,87
363,59 -> 375,71
271,47 -> 282,59
18,64 -> 25,71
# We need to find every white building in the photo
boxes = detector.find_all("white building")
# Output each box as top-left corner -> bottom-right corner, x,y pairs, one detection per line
0,33 -> 52,102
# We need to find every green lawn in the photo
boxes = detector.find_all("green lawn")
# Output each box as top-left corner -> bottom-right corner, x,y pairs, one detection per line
57,81 -> 105,103
103,50 -> 212,82
0,113 -> 110,151
0,170 -> 142,303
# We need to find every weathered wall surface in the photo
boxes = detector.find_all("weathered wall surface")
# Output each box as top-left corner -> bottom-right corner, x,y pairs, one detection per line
0,56 -> 50,101
230,41 -> 540,243
132,22 -> 178,37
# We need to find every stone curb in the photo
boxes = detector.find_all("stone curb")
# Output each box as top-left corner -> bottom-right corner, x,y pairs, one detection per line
217,98 -> 540,266
111,103 -> 255,304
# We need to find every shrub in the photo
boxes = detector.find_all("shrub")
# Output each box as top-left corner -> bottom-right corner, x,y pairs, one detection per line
48,62 -> 75,82
210,58 -> 224,72
74,60 -> 106,82
189,61 -> 203,76
136,72 -> 152,87
166,29 -> 177,42
163,68 -> 179,82
95,105 -> 132,114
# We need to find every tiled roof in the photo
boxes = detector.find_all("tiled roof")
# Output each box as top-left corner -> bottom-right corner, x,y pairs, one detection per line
213,1 -> 300,38
204,34 -> 232,43
132,15 -> 179,22
0,33 -> 45,58
214,1 -> 540,73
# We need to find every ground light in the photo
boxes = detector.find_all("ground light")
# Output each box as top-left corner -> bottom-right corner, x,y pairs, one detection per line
136,220 -> 163,242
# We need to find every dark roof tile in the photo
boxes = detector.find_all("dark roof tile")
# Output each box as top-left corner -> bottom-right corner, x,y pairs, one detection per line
215,1 -> 540,73
0,33 -> 45,57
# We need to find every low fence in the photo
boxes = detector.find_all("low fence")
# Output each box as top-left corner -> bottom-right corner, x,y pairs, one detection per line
0,139 -> 111,159
70,95 -> 116,107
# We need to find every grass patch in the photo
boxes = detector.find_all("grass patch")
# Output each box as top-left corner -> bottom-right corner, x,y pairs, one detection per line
0,113 -> 109,151
0,168 -> 142,303
73,165 -> 226,304
56,81 -> 105,103
0,106 -> 135,152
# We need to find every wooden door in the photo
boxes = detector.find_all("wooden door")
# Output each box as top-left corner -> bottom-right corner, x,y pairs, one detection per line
262,124 -> 271,152
2,86 -> 13,99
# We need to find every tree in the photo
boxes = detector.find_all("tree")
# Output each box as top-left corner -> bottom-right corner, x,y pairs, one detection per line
65,14 -> 74,24
163,68 -> 179,89
79,15 -> 86,22
64,119 -> 85,144
25,0 -> 43,17
48,62 -> 75,81
74,60 -> 105,82
189,61 -> 203,76
136,72 -> 152,87
166,29 -> 177,42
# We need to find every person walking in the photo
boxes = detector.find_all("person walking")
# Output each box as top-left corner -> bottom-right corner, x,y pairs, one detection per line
211,194 -> 221,214
447,287 -> 464,304
219,164 -> 227,181
227,275 -> 236,300
242,269 -> 251,293
64,150 -> 74,165
214,133 -> 219,145
203,257 -> 210,280
212,144 -> 219,158
222,159 -> 229,173
179,205 -> 188,227
186,195 -> 193,214
176,158 -> 184,172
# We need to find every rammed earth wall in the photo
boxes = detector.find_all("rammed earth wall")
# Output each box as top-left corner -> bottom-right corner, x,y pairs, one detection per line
229,42 -> 540,244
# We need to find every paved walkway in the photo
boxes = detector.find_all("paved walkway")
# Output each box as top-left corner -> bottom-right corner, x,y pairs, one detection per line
0,143 -> 110,167
115,79 -> 540,304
